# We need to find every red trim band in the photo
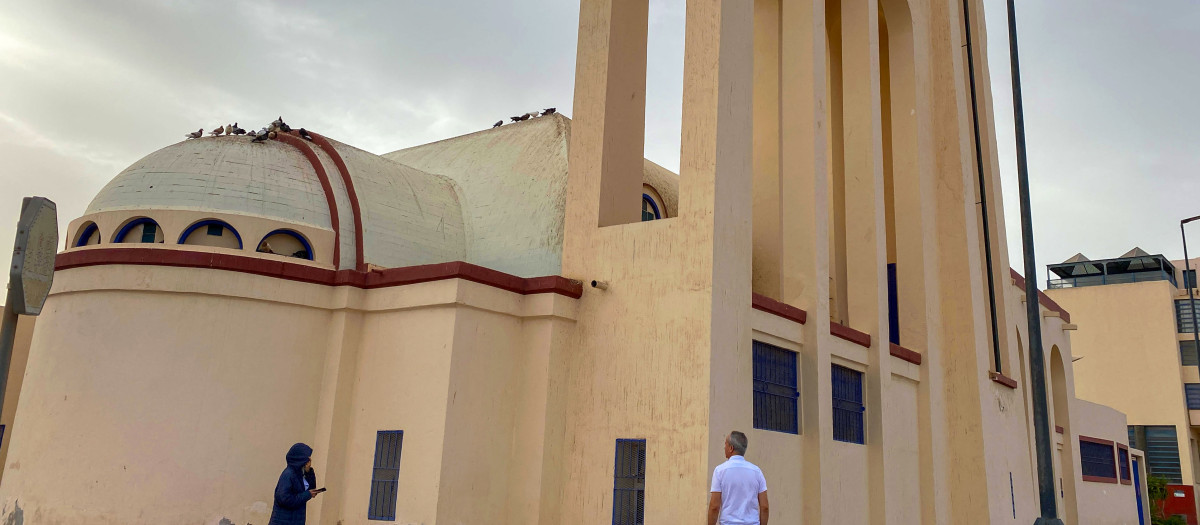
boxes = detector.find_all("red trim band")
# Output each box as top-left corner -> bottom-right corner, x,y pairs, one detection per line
1082,475 -> 1119,484
989,371 -> 1018,389
1010,269 -> 1071,323
54,248 -> 582,299
830,322 -> 871,348
304,132 -> 366,272
274,132 -> 341,268
1055,425 -> 1064,434
1079,435 -> 1115,447
889,343 -> 922,365
751,293 -> 808,325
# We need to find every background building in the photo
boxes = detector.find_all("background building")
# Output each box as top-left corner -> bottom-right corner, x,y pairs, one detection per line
0,0 -> 1148,523
1047,249 -> 1200,524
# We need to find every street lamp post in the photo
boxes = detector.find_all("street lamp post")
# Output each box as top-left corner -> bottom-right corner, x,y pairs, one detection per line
1003,1 -> 1063,524
1181,216 -> 1200,361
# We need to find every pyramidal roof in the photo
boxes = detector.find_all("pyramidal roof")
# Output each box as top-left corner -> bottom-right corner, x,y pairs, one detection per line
1062,253 -> 1090,264
1120,247 -> 1151,258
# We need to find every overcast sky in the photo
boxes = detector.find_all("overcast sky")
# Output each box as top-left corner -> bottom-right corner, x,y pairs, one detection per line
1,1 -> 1196,286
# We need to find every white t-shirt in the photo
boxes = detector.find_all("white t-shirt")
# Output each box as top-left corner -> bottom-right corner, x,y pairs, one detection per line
710,455 -> 768,525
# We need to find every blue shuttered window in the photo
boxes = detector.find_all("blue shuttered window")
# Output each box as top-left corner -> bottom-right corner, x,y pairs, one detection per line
1129,425 -> 1183,483
1079,439 -> 1117,480
368,430 -> 403,521
1182,341 -> 1199,367
1177,300 -> 1199,334
1119,447 -> 1131,482
612,439 -> 646,525
753,341 -> 799,434
832,364 -> 865,444
1186,384 -> 1200,410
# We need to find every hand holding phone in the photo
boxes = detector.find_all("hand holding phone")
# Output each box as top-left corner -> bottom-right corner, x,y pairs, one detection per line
311,487 -> 327,496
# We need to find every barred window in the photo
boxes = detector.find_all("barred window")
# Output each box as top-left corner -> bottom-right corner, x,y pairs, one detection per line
1129,425 -> 1183,483
368,430 -> 403,521
753,341 -> 799,434
612,439 -> 646,525
1079,439 -> 1117,481
1177,300 -> 1199,334
1118,447 -> 1131,482
832,364 -> 865,444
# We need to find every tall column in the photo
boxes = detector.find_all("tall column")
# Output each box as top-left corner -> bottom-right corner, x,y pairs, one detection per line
781,0 -> 832,522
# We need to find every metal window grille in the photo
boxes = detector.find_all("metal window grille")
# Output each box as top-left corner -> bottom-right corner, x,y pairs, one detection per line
1177,300 -> 1199,334
1187,384 -> 1200,410
140,223 -> 157,243
612,439 -> 646,525
1079,440 -> 1116,479
1119,447 -> 1131,481
753,341 -> 799,434
206,224 -> 223,236
1183,341 -> 1199,367
368,430 -> 403,521
1129,425 -> 1183,483
831,364 -> 865,444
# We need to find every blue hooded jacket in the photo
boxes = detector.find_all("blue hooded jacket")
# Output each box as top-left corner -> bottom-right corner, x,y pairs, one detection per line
269,443 -> 317,525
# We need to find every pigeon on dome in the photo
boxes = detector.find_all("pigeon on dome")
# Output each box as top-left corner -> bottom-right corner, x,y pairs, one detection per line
224,124 -> 233,135
493,120 -> 503,128
185,128 -> 203,139
209,127 -> 224,137
541,107 -> 556,116
251,131 -> 269,143
299,128 -> 314,141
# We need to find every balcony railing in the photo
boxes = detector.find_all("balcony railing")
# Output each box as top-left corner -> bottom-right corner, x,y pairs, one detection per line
1047,269 -> 1178,289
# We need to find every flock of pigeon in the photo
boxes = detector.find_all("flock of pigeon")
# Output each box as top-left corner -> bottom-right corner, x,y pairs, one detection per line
184,116 -> 315,144
493,107 -> 556,128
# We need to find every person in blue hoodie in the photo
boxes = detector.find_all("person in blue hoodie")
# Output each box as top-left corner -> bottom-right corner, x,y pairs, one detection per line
269,443 -> 322,525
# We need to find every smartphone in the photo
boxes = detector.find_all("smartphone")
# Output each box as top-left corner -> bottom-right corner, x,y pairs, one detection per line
314,487 -> 327,494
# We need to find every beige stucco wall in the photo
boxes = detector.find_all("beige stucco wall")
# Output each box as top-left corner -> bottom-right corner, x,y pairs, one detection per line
1072,399 -> 1141,525
1047,280 -> 1194,485
0,263 -> 578,525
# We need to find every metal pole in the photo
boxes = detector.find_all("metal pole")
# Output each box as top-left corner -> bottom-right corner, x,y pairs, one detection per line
1004,1 -> 1061,523
1182,217 -> 1200,370
960,0 -> 1004,374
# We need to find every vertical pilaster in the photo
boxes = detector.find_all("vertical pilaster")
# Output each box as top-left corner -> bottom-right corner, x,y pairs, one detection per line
781,0 -> 832,522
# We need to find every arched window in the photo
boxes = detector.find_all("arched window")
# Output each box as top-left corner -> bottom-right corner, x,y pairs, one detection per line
641,195 -> 662,221
113,217 -> 164,244
74,222 -> 101,247
257,229 -> 314,261
178,220 -> 243,249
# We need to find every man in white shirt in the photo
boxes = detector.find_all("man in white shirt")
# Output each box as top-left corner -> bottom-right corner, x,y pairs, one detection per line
708,431 -> 769,525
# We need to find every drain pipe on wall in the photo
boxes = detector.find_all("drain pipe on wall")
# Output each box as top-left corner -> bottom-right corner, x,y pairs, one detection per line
961,0 -> 1004,375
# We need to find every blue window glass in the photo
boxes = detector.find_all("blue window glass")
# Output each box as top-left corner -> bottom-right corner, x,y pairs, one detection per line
206,224 -> 223,236
753,341 -> 799,434
832,364 -> 865,444
1177,300 -> 1199,334
140,222 -> 157,243
1079,439 -> 1116,480
1119,447 -> 1131,481
368,430 -> 403,521
641,196 -> 661,222
1186,384 -> 1200,410
1128,425 -> 1182,483
1182,341 -> 1199,367
612,439 -> 646,525
887,263 -> 899,345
